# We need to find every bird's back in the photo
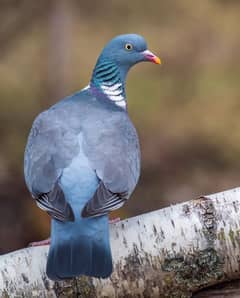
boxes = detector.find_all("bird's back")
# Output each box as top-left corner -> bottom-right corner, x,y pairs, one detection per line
24,87 -> 140,199
24,88 -> 140,279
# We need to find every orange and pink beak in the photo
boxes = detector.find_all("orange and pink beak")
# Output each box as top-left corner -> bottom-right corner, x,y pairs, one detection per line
142,50 -> 161,64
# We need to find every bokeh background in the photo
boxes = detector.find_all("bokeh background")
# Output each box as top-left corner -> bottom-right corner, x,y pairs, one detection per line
1,0 -> 240,253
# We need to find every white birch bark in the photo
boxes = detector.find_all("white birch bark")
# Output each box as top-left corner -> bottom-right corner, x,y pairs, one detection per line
1,187 -> 240,297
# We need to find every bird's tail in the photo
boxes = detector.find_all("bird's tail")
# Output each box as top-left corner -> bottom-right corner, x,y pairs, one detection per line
46,215 -> 112,280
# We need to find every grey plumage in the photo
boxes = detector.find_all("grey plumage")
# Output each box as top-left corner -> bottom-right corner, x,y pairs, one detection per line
24,34 -> 160,279
24,88 -> 140,219
81,181 -> 127,217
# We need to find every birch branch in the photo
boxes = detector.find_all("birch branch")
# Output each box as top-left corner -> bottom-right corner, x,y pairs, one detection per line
1,187 -> 240,297
195,280 -> 240,298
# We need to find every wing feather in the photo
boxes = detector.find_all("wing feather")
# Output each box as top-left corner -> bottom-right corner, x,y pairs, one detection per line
35,182 -> 74,222
24,109 -> 79,222
81,182 -> 127,218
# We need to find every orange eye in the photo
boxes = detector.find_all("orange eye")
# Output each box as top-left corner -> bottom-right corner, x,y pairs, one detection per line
125,43 -> 133,51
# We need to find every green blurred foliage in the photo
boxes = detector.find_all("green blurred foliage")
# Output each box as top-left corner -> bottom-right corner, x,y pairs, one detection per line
1,0 -> 240,253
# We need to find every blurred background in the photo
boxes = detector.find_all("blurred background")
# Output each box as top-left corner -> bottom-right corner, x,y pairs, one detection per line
1,0 -> 240,253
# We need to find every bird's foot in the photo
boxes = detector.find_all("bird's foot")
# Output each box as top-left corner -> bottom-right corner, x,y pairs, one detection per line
109,217 -> 121,224
28,237 -> 51,247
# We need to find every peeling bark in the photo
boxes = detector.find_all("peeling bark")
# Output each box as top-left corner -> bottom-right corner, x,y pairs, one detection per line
1,187 -> 240,297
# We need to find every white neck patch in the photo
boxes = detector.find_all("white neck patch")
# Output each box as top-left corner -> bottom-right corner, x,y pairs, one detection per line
82,85 -> 90,91
100,82 -> 126,109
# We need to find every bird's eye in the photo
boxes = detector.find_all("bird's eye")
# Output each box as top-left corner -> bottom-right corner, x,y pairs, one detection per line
125,43 -> 133,51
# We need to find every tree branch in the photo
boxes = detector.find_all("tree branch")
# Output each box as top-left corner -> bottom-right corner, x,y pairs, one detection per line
1,187 -> 240,297
194,280 -> 240,298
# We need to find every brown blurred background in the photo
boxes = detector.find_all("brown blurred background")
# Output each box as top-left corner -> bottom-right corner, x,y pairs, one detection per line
1,0 -> 240,254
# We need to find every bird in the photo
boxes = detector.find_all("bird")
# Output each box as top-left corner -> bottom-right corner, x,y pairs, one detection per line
24,34 -> 161,281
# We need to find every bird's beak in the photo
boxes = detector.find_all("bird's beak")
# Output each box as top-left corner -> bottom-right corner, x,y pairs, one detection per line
142,50 -> 161,64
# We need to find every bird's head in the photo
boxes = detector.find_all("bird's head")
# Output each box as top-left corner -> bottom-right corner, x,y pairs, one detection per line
97,34 -> 161,68
90,34 -> 161,106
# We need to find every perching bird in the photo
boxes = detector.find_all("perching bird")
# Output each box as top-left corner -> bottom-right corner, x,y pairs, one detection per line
24,34 -> 161,280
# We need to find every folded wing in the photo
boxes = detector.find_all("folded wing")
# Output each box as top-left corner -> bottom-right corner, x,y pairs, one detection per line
24,110 -> 79,222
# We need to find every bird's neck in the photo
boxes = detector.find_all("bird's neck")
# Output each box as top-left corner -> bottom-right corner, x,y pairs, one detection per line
90,59 -> 129,109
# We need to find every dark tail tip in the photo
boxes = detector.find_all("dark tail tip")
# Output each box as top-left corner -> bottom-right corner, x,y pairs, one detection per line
46,235 -> 113,280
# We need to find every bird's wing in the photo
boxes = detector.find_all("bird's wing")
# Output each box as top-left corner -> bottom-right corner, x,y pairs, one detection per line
81,182 -> 128,218
81,112 -> 140,217
24,109 -> 79,221
35,181 -> 74,221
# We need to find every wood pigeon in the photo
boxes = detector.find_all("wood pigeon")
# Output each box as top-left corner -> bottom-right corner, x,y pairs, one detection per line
24,34 -> 161,280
